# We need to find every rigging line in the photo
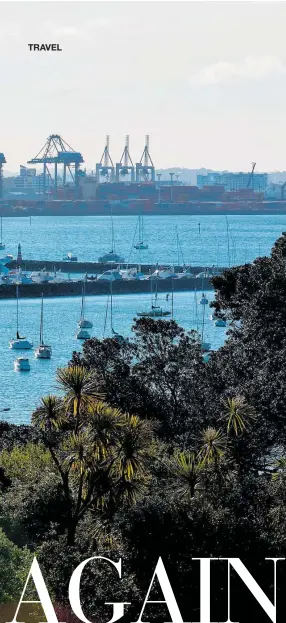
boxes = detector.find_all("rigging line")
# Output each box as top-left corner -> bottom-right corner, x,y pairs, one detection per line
127,217 -> 139,265
103,292 -> 110,338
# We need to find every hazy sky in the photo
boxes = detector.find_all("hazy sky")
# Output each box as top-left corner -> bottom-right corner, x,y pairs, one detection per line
1,1 -> 286,172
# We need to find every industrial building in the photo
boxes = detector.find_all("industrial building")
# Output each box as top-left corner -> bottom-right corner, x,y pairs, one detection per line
197,171 -> 268,192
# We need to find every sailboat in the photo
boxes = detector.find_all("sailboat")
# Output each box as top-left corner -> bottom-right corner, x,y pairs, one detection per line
98,212 -> 124,263
77,282 -> 93,329
9,285 -> 33,350
109,280 -> 126,343
134,214 -> 148,250
137,279 -> 171,317
192,289 -> 211,353
0,217 -> 5,251
34,294 -> 52,359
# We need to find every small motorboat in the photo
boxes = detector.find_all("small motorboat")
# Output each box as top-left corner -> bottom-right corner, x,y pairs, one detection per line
63,252 -> 78,262
97,269 -> 123,281
14,357 -> 30,372
30,271 -> 54,284
76,328 -> 91,340
149,266 -> 177,280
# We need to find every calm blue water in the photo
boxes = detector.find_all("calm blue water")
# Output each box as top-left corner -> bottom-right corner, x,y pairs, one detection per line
0,214 -> 285,425
1,291 -> 220,424
2,214 -> 286,267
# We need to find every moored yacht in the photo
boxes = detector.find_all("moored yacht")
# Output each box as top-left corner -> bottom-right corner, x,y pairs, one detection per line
199,293 -> 209,305
9,285 -> 33,350
137,306 -> 171,318
76,327 -> 91,340
77,282 -> 93,329
35,294 -> 52,359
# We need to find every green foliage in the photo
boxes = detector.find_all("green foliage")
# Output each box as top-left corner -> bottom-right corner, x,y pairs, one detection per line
0,442 -> 53,482
0,528 -> 32,603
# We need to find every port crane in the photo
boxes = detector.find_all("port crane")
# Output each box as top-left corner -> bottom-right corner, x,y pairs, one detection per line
0,153 -> 6,200
247,162 -> 256,189
95,136 -> 115,183
136,135 -> 155,183
116,136 -> 135,182
28,134 -> 84,198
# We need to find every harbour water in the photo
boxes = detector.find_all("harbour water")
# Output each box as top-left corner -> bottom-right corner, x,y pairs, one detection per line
1,213 -> 285,425
1,291 -> 221,424
2,214 -> 286,267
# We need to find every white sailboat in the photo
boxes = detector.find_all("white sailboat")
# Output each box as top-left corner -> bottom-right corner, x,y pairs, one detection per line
9,285 -> 33,350
137,279 -> 171,317
35,294 -> 52,359
77,282 -> 93,329
99,212 -> 124,263
0,217 -> 5,251
192,289 -> 211,353
109,279 -> 126,343
134,214 -> 148,250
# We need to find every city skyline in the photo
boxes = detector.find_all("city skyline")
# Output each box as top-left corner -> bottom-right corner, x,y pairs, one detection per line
1,1 -> 286,171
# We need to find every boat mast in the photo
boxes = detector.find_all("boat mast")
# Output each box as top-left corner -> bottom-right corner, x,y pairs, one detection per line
1,217 -> 2,244
81,282 -> 85,320
40,294 -> 44,345
16,284 -> 19,338
110,279 -> 114,333
111,209 -> 115,253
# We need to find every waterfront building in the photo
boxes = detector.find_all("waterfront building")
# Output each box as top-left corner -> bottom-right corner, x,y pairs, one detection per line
197,171 -> 268,192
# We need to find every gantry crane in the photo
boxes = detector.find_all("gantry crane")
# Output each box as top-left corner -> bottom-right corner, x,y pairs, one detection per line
95,136 -> 115,183
116,136 -> 135,182
28,134 -> 84,197
136,135 -> 155,183
0,153 -> 6,200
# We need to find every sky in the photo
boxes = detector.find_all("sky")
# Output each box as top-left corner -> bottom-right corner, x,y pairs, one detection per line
1,1 -> 286,172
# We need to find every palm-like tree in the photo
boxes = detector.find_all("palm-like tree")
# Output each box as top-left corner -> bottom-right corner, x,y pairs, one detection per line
198,427 -> 226,467
272,457 -> 286,483
32,395 -> 65,432
169,450 -> 203,499
221,396 -> 256,436
87,401 -> 124,461
114,414 -> 155,481
57,366 -> 102,427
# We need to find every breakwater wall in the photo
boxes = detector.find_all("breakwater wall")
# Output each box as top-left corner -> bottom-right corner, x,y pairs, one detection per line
0,277 -> 214,300
7,260 -> 224,275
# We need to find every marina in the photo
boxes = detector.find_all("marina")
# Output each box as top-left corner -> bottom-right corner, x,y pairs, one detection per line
0,290 -> 223,424
0,212 -> 285,425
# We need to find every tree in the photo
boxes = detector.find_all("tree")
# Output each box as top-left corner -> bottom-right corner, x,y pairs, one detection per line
0,528 -> 32,603
31,368 -> 155,545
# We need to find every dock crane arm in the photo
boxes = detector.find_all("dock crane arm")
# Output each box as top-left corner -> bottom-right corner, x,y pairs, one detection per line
247,162 -> 256,189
